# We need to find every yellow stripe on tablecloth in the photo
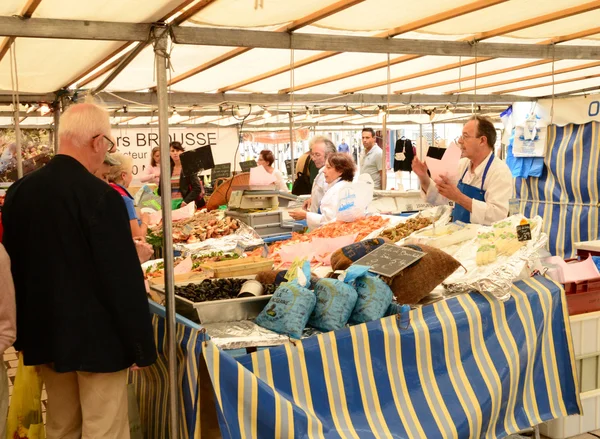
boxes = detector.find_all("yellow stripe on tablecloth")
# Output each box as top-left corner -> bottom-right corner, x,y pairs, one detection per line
457,295 -> 503,438
510,284 -> 542,424
588,123 -> 600,245
412,308 -> 457,439
479,293 -> 519,434
381,316 -> 426,439
250,370 -> 258,439
296,342 -> 325,438
349,325 -> 393,439
435,302 -> 480,437
238,366 -> 246,439
555,124 -> 572,256
523,278 -> 566,417
360,324 -> 393,438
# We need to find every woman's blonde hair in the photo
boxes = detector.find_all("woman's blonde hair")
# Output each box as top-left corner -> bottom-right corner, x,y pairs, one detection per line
106,153 -> 133,185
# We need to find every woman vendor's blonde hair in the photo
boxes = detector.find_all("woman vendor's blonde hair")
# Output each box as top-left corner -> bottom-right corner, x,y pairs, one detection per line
106,153 -> 133,185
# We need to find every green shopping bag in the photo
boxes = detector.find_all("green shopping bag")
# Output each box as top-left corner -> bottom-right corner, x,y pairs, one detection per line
6,356 -> 45,439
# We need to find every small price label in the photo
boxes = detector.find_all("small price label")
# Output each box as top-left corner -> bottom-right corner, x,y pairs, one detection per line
516,220 -> 532,242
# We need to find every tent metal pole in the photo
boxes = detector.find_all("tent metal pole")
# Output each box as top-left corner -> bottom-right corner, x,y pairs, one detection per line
289,112 -> 295,182
381,115 -> 387,190
13,104 -> 23,179
53,103 -> 60,154
153,26 -> 179,439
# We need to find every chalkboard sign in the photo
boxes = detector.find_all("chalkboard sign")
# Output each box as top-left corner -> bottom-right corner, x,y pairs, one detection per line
239,160 -> 257,172
211,163 -> 231,181
352,244 -> 426,278
285,159 -> 299,176
180,146 -> 215,176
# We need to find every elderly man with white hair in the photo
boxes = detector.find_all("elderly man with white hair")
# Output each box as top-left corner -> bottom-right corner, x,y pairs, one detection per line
289,135 -> 337,220
2,102 -> 157,439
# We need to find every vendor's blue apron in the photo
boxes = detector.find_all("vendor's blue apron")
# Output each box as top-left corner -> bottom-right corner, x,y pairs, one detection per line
451,154 -> 494,224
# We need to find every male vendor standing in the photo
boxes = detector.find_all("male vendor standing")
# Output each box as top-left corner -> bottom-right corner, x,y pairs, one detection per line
412,115 -> 512,225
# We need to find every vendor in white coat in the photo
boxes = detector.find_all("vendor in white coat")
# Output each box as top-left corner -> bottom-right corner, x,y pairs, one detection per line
412,115 -> 512,225
290,153 -> 363,229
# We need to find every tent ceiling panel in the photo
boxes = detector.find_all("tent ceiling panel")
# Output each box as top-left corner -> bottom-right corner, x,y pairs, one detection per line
169,47 -> 324,93
476,66 -> 600,94
0,38 -> 126,93
311,0 -> 482,32
295,55 -> 472,94
0,0 -> 27,16
389,59 -> 596,94
188,0 -> 348,28
85,44 -> 243,92
500,77 -> 600,97
237,52 -> 401,94
31,0 -> 184,23
497,8 -> 600,39
418,0 -> 600,36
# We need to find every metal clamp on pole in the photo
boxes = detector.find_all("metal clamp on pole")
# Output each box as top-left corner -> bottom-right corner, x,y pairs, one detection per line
152,24 -> 179,439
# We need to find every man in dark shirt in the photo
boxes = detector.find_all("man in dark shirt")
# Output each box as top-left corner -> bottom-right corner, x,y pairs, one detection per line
2,102 -> 157,438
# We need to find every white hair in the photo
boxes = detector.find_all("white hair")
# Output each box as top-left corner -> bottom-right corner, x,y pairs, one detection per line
309,135 -> 336,156
106,153 -> 133,184
58,101 -> 111,149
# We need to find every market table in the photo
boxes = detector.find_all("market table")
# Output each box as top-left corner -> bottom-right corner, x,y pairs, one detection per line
131,275 -> 581,439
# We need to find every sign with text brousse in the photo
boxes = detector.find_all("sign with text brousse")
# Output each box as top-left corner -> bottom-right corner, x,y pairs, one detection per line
111,127 -> 238,182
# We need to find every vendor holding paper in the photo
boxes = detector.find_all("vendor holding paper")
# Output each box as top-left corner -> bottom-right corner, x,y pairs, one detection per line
412,116 -> 512,225
290,153 -> 371,229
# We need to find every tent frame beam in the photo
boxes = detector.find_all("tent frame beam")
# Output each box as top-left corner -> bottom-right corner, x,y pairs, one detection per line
2,16 -> 600,60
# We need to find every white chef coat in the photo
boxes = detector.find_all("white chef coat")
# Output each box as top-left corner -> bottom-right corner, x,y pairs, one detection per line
422,151 -> 513,225
360,145 -> 383,189
309,168 -> 327,213
307,178 -> 354,229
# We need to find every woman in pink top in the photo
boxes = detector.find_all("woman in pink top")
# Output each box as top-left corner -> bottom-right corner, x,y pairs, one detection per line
140,146 -> 161,184
0,243 -> 16,439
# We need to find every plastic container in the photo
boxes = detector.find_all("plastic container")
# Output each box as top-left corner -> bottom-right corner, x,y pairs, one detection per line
539,390 -> 600,439
238,280 -> 265,298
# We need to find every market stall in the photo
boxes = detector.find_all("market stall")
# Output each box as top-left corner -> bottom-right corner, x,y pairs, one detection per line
133,276 -> 581,439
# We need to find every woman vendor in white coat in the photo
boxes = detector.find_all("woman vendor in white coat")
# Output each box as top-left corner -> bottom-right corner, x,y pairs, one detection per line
289,153 -> 363,229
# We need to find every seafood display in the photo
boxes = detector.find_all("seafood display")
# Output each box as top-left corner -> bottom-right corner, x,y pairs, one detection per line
175,278 -> 277,303
378,217 -> 433,243
148,212 -> 241,245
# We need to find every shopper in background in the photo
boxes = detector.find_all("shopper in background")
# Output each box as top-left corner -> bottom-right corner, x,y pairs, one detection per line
140,146 -> 160,185
107,152 -> 150,239
0,243 -> 16,439
257,149 -> 288,191
337,138 -> 350,154
412,115 -> 512,225
2,102 -> 157,439
360,127 -> 383,190
158,141 -> 204,209
298,136 -> 337,214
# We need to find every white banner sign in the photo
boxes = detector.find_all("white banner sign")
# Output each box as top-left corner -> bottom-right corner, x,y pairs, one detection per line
514,95 -> 600,127
110,127 -> 238,182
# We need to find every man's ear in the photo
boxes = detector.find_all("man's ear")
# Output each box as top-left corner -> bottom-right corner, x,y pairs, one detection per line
91,135 -> 103,153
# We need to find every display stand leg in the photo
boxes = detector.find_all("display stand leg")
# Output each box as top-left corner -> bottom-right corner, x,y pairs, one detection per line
382,115 -> 388,190
153,26 -> 179,439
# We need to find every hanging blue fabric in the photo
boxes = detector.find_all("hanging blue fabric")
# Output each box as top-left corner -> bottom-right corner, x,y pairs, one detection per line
451,154 -> 494,224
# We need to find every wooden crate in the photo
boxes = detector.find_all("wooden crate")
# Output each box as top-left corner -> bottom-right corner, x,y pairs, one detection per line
200,256 -> 273,278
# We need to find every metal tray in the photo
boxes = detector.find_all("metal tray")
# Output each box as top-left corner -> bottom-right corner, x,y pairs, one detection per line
151,279 -> 271,324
